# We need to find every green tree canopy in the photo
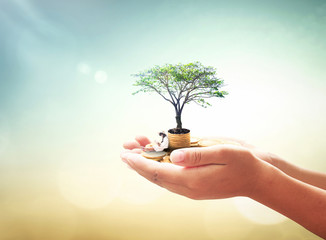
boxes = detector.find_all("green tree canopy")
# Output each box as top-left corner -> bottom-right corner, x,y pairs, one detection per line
132,61 -> 228,130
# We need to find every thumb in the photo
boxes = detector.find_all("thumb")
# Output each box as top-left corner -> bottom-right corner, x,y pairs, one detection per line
170,145 -> 232,167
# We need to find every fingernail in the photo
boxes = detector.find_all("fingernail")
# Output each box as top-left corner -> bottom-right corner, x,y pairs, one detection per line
171,150 -> 184,163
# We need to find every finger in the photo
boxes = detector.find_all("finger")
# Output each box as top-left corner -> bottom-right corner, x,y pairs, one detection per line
121,152 -> 230,199
126,154 -> 228,199
126,159 -> 197,199
122,153 -> 205,199
123,141 -> 141,150
155,179 -> 194,199
121,152 -> 185,185
170,145 -> 246,167
120,149 -> 142,164
121,148 -> 142,155
135,135 -> 151,147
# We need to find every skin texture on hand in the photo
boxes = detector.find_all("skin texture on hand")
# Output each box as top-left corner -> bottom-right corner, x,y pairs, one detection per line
121,135 -> 326,238
122,136 -> 275,199
122,144 -> 264,199
198,136 -> 326,190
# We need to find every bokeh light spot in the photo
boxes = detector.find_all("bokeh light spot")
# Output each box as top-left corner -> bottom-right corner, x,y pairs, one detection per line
204,200 -> 253,240
57,161 -> 121,209
94,70 -> 108,83
23,197 -> 76,240
119,169 -> 165,204
233,197 -> 287,225
77,62 -> 91,75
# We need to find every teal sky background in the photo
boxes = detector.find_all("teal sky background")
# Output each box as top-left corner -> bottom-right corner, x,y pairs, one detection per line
0,1 -> 326,239
1,0 -> 326,163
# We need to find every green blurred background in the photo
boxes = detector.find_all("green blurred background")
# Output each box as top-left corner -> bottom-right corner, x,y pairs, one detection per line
0,0 -> 325,239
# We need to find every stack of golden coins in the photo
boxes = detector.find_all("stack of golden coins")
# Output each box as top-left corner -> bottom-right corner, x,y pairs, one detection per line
161,155 -> 171,163
190,137 -> 200,147
198,139 -> 241,147
141,138 -> 241,163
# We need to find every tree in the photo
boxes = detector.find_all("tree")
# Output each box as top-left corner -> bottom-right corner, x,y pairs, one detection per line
132,61 -> 228,131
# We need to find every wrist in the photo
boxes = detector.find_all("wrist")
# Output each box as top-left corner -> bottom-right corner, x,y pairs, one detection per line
248,158 -> 280,200
267,152 -> 284,169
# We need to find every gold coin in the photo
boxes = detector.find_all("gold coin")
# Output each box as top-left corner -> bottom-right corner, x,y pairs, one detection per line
198,139 -> 241,147
220,140 -> 241,146
190,137 -> 201,144
161,156 -> 171,163
141,151 -> 166,161
198,139 -> 224,147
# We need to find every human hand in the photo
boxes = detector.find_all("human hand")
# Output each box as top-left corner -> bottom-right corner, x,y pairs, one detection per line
121,136 -> 272,200
122,136 -> 326,238
123,135 -> 283,172
204,137 -> 283,168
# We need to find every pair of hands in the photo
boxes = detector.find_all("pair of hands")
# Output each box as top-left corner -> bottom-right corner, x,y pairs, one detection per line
121,136 -> 326,238
121,136 -> 277,200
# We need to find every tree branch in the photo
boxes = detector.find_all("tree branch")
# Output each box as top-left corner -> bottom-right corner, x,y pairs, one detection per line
144,84 -> 174,105
186,94 -> 217,103
163,73 -> 178,105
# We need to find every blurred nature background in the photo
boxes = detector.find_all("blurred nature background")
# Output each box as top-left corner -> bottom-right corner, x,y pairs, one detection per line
0,0 -> 326,239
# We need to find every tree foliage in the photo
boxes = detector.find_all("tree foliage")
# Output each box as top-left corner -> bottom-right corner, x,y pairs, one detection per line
132,61 -> 228,129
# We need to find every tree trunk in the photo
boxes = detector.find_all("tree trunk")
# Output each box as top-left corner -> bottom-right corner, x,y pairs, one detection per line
176,115 -> 182,129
